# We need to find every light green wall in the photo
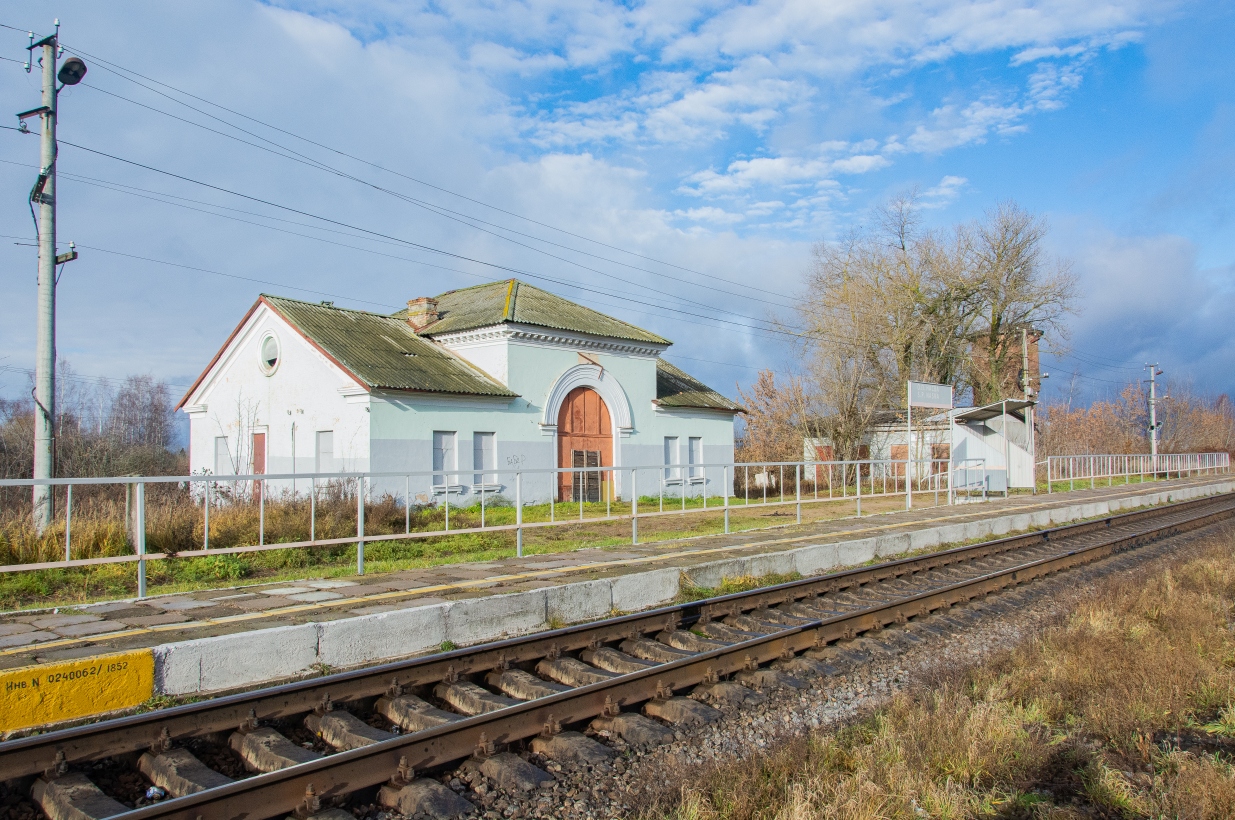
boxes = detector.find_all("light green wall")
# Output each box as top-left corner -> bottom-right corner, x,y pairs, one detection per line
369,338 -> 736,502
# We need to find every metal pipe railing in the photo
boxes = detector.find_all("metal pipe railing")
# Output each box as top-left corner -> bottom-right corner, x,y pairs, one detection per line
1041,452 -> 1229,493
0,457 -> 961,591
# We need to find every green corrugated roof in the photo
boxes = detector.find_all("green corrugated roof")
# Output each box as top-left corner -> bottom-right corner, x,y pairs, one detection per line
265,295 -> 517,397
656,359 -> 744,413
401,279 -> 671,345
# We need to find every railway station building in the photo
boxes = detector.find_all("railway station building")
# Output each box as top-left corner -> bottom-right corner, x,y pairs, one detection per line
177,279 -> 742,503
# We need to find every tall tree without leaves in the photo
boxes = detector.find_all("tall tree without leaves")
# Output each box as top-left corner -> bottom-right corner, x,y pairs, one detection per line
968,202 -> 1077,404
789,195 -> 1076,452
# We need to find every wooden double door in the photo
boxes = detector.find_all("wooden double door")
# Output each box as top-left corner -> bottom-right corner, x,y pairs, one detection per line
556,387 -> 612,502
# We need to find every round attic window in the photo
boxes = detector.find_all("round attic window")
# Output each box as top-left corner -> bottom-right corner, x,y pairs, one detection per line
259,333 -> 280,375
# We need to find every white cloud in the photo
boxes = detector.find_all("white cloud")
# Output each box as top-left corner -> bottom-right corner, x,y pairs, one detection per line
921,175 -> 969,206
905,97 -> 1030,152
674,206 -> 745,224
746,200 -> 786,216
3,0 -> 1220,408
831,154 -> 890,174
1027,58 -> 1087,110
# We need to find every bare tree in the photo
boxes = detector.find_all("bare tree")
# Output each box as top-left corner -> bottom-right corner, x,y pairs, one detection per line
794,192 -> 979,453
210,391 -> 259,476
1037,380 -> 1235,457
967,202 -> 1078,404
736,370 -> 814,463
792,195 -> 1077,453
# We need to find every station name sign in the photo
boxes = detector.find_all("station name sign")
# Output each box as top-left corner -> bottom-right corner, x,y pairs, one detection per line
907,381 -> 953,410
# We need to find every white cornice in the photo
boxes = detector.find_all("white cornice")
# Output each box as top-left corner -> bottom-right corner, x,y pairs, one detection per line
433,323 -> 667,357
432,326 -> 515,347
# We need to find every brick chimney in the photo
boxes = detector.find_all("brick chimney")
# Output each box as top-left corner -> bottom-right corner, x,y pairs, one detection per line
406,297 -> 439,331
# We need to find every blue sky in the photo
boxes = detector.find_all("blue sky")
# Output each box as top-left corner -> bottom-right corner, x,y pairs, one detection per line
0,0 -> 1232,408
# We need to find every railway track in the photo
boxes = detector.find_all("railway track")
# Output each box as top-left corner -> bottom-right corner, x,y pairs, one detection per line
4,492 -> 1233,820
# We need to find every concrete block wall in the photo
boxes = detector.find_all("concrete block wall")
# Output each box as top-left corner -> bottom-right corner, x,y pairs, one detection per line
152,480 -> 1233,696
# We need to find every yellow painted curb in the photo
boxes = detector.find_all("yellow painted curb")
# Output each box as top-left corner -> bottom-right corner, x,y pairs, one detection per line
0,648 -> 154,732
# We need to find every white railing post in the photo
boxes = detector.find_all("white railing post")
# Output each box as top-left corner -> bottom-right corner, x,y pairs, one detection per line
723,465 -> 730,534
516,471 -> 524,557
631,468 -> 638,545
356,476 -> 365,576
204,480 -> 211,550
259,477 -> 265,547
856,460 -> 862,517
136,481 -> 147,599
905,456 -> 912,511
795,464 -> 801,524
64,484 -> 72,562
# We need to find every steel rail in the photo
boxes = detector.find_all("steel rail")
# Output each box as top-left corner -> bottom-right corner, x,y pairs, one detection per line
2,493 -> 1231,819
111,493 -> 1235,820
1,492 -> 1226,782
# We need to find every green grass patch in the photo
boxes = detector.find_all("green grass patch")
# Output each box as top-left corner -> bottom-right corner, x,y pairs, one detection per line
676,572 -> 803,603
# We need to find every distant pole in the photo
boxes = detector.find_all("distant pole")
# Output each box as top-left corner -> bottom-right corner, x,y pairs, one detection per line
1145,363 -> 1161,473
1021,327 -> 1035,493
20,21 -> 85,532
905,383 -> 912,510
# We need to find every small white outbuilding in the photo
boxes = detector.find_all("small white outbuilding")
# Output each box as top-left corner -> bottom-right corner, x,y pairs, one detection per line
949,399 -> 1036,493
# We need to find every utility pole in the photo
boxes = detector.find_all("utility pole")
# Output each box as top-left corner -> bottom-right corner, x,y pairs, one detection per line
1020,327 -> 1034,493
1145,363 -> 1162,469
1020,328 -> 1031,400
17,21 -> 85,531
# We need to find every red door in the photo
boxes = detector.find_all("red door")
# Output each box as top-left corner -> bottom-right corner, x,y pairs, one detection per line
557,388 -> 612,501
252,432 -> 266,499
890,444 -> 908,477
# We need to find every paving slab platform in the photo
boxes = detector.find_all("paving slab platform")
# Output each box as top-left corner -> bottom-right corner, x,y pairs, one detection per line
1,476 -> 1230,733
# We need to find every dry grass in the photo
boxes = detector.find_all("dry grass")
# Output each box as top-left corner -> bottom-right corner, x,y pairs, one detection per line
647,529 -> 1235,820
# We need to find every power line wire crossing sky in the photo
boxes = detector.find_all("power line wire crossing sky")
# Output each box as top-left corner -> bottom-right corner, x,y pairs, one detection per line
0,1 -> 1232,402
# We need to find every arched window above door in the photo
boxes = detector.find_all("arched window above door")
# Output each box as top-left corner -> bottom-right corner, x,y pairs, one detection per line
541,363 -> 633,436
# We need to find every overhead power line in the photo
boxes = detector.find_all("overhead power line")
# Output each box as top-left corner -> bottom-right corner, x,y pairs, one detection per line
7,25 -> 798,324
74,80 -> 796,313
58,42 -> 783,303
8,132 -> 808,344
0,364 -> 190,390
0,233 -> 788,385
0,233 -> 397,309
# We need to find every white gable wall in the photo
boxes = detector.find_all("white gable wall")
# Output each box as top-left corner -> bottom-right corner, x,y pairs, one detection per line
437,329 -> 510,386
183,304 -> 371,481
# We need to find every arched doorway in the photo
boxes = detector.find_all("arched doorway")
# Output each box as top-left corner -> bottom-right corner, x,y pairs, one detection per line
557,386 -> 612,502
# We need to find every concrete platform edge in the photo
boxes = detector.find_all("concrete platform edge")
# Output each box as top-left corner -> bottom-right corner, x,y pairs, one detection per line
145,480 -> 1233,697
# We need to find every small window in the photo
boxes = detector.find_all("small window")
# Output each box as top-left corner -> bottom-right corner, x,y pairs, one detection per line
214,436 -> 233,475
473,432 -> 496,485
689,437 -> 703,479
315,431 -> 334,474
433,431 -> 457,487
259,333 -> 280,375
663,436 -> 680,482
